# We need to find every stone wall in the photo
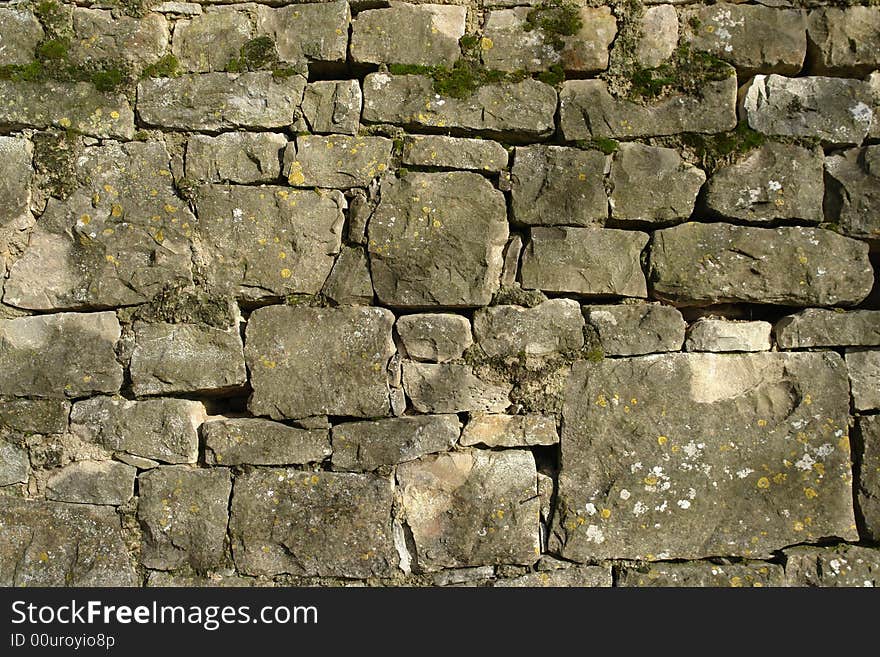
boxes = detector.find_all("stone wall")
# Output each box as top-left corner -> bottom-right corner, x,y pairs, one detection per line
0,0 -> 879,588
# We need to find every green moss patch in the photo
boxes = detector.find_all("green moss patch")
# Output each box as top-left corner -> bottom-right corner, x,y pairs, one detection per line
142,54 -> 180,78
680,121 -> 766,172
226,37 -> 278,73
524,0 -> 583,51
627,45 -> 733,101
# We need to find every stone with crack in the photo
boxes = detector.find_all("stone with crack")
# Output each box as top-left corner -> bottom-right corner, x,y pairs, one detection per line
203,417 -> 331,466
46,460 -> 136,506
775,309 -> 880,349
186,133 -> 286,184
284,135 -> 393,188
583,304 -> 686,356
824,145 -> 880,242
473,299 -> 585,358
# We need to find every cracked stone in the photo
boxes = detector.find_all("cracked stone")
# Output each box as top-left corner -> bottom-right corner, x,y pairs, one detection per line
186,132 -> 287,184
203,417 -> 331,466
46,460 -> 136,506
685,319 -> 772,353
396,313 -> 473,363
473,299 -> 585,357
583,304 -> 686,356
775,309 -> 880,349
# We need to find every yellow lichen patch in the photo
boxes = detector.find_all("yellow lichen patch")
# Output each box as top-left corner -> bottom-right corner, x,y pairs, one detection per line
280,268 -> 292,279
729,576 -> 743,587
259,356 -> 276,369
111,204 -> 124,218
772,472 -> 787,485
481,37 -> 494,50
756,477 -> 770,489
600,508 -> 612,519
595,394 -> 608,408
804,487 -> 818,499
657,435 -> 668,446
59,117 -> 72,128
643,475 -> 658,486
757,419 -> 767,427
793,520 -> 805,531
164,204 -> 178,214
38,551 -> 50,563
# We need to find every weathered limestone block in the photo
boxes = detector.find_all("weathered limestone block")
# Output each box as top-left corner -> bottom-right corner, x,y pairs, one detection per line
204,417 -> 330,466
284,135 -> 393,188
147,572 -> 265,587
368,172 -> 507,308
460,414 -> 558,448
0,80 -> 134,139
186,132 -> 286,183
0,440 -> 29,486
431,566 -> 494,586
559,75 -> 738,139
784,544 -> 880,587
583,304 -> 686,356
520,227 -> 649,298
807,7 -> 880,76
685,319 -> 772,353
608,143 -> 705,225
362,73 -> 557,142
555,352 -> 857,561
473,299 -> 585,357
396,314 -> 473,362
635,5 -> 678,68
741,75 -> 873,146
482,6 -> 616,73
846,350 -> 880,411
0,8 -> 43,65
301,80 -> 361,135
398,450 -> 540,570
684,4 -> 806,75
171,9 -> 251,72
130,322 -> 247,397
321,246 -> 374,306
231,469 -> 396,578
193,185 -> 344,301
0,497 -> 137,586
331,414 -> 460,471
153,3 -> 202,16
649,223 -> 874,307
4,142 -> 194,311
0,399 -> 69,434
137,73 -> 306,131
139,466 -> 232,571
403,362 -> 512,414
704,143 -> 824,224
869,71 -> 880,140
70,397 -> 206,464
495,565 -> 612,587
255,2 -> 350,65
775,309 -> 880,349
0,312 -> 122,398
858,415 -> 880,542
46,460 -> 136,506
511,146 -> 608,227
825,146 -> 880,241
0,136 -> 34,276
246,306 -> 395,419
351,3 -> 465,67
402,135 -> 508,172
618,561 -> 784,587
69,8 -> 169,68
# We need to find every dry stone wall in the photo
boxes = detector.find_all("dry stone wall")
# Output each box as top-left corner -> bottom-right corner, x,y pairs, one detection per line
0,0 -> 879,588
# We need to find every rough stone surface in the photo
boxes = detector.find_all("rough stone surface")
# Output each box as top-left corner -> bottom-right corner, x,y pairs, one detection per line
825,146 -> 880,241
741,75 -> 873,146
555,352 -> 857,561
460,414 -> 558,448
186,133 -> 286,184
583,304 -> 686,357
255,2 -> 350,65
403,362 -> 512,414
511,146 -> 608,227
704,143 -> 825,224
331,414 -> 460,472
869,71 -> 880,141
784,544 -> 880,587
321,246 -> 374,306
246,306 -> 395,419
649,223 -> 874,307
301,80 -> 362,135
284,135 -> 393,188
473,299 -> 584,357
0,440 -> 29,486
230,469 -> 396,577
0,136 -> 34,277
139,466 -> 232,571
397,450 -> 540,570
203,418 -> 330,466
0,8 -> 43,65
618,561 -> 784,587
368,172 -> 507,308
0,312 -> 122,398
396,314 -> 473,363
635,5 -> 678,68
171,9 -> 250,72
685,319 -> 772,353
70,8 -> 169,69
807,7 -> 880,76
0,399 -> 69,435
775,309 -> 880,349
70,397 -> 206,464
846,350 -> 880,412
402,136 -> 508,172
495,565 -> 612,587
857,415 -> 880,543
520,227 -> 649,298
46,460 -> 136,506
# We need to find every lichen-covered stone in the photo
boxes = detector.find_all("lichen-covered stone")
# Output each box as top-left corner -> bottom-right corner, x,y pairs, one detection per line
403,362 -> 512,414
511,146 -> 608,227
704,143 -> 824,224
321,246 -> 374,306
520,227 -> 649,298
460,414 -> 558,448
137,73 -> 306,131
46,460 -> 136,506
362,73 -> 557,142
807,7 -> 880,76
203,417 -> 330,466
0,312 -> 122,398
0,497 -> 137,586
402,135 -> 508,172
0,80 -> 134,139
635,5 -> 678,68
649,223 -> 874,307
608,143 -> 705,225
869,71 -> 880,141
396,313 -> 473,363
473,299 -> 584,357
824,146 -> 880,241
784,544 -> 880,587
69,8 -> 169,69
775,309 -> 880,349
398,450 -> 539,570
741,75 -> 873,146
495,565 -> 612,587
130,322 -> 247,397
171,9 -> 251,72
301,80 -> 361,135
368,172 -> 507,308
0,399 -> 69,434
331,414 -> 460,472
583,304 -> 686,356
857,415 -> 880,542
846,350 -> 880,412
559,75 -> 738,139
0,440 -> 29,486
70,397 -> 206,464
350,4 -> 465,67
186,132 -> 286,184
139,466 -> 231,571
0,8 -> 43,65
618,561 -> 784,587
255,2 -> 350,65
685,319 -> 772,353
193,185 -> 344,301
230,469 -> 396,578
555,352 -> 857,561
246,306 -> 395,419
284,135 -> 393,188
0,136 -> 34,277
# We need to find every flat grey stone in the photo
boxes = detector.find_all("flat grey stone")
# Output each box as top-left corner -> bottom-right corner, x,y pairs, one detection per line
618,561 -> 784,587
0,136 -> 34,278
583,304 -> 686,356
635,5 -> 678,68
284,135 -> 393,188
825,145 -> 880,241
473,299 -> 585,357
46,460 -> 136,506
807,7 -> 880,76
256,2 -> 350,65
0,399 -> 69,434
70,8 -> 169,69
321,246 -> 374,306
0,8 -> 43,65
0,440 -> 29,486
301,80 -> 362,135
171,8 -> 251,72
460,414 -> 558,448
846,350 -> 880,411
685,319 -> 772,352
396,314 -> 473,363
203,417 -> 330,466
403,362 -> 512,414
402,135 -> 508,172
186,132 -> 287,183
775,309 -> 880,349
